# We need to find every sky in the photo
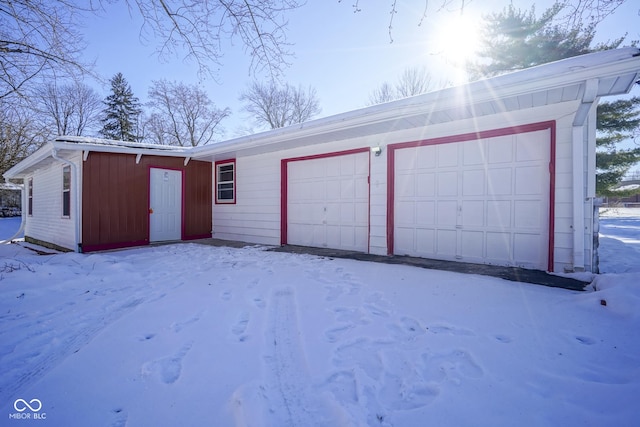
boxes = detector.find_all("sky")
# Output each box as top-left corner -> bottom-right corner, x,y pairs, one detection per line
79,0 -> 640,137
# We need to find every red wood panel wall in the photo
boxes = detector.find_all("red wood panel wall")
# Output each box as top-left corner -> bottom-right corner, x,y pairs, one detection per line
81,152 -> 212,252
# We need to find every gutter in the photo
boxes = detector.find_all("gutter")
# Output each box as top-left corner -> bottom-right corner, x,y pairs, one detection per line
51,148 -> 81,252
570,78 -> 600,272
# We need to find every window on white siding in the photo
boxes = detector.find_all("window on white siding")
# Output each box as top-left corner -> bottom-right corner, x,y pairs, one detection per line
62,166 -> 71,217
216,160 -> 235,204
28,178 -> 33,216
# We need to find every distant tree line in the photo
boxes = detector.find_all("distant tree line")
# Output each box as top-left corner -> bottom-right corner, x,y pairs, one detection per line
1,0 -> 637,197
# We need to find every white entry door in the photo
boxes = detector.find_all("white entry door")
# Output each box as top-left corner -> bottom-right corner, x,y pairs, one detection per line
149,168 -> 182,242
287,151 -> 369,252
393,129 -> 550,269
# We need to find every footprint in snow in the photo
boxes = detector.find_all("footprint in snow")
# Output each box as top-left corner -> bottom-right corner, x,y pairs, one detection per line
420,349 -> 484,384
333,307 -> 370,325
322,371 -> 359,404
377,372 -> 440,410
221,290 -> 232,301
427,324 -> 475,336
141,342 -> 192,384
138,333 -> 156,341
253,296 -> 266,309
231,312 -> 250,341
170,311 -> 202,333
324,285 -> 344,302
387,316 -> 425,342
494,334 -> 512,343
109,408 -> 128,427
575,336 -> 596,345
363,293 -> 392,318
333,339 -> 388,380
324,324 -> 354,343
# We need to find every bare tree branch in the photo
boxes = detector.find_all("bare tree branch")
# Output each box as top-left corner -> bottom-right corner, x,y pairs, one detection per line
239,80 -> 321,129
146,79 -> 230,146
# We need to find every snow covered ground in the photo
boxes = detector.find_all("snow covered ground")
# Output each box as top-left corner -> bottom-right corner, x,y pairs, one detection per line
0,210 -> 638,426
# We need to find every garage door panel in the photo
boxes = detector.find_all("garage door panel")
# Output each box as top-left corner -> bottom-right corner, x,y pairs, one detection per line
396,173 -> 415,197
487,168 -> 512,195
289,224 -> 324,246
516,131 -> 548,161
463,140 -> 486,166
396,201 -> 416,227
328,225 -> 368,250
438,171 -> 458,196
515,166 -> 544,195
417,147 -> 436,168
416,201 -> 435,225
395,227 -> 415,253
488,135 -> 514,164
394,128 -> 549,269
339,156 -> 355,176
290,159 -> 324,178
436,230 -> 457,255
487,200 -> 512,227
463,169 -> 486,196
416,229 -> 435,254
514,200 -> 542,228
287,151 -> 369,252
486,232 -> 511,260
437,201 -> 457,226
355,177 -> 369,199
462,200 -> 484,227
340,179 -> 355,198
289,180 -> 326,201
396,150 -> 418,170
461,230 -> 484,258
339,203 -> 355,222
416,172 -> 436,197
437,144 -> 458,167
514,233 -> 543,264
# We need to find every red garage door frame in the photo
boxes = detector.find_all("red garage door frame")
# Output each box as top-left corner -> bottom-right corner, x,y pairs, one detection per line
387,121 -> 557,271
281,147 -> 371,248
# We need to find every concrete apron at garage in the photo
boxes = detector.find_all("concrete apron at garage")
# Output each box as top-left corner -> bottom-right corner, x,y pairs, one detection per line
268,245 -> 590,291
156,238 -> 589,291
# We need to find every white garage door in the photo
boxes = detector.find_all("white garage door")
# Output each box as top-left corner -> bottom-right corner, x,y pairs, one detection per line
394,129 -> 550,269
287,151 -> 369,252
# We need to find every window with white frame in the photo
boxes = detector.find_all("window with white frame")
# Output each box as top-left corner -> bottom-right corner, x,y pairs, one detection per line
62,165 -> 71,217
216,160 -> 235,203
28,178 -> 33,215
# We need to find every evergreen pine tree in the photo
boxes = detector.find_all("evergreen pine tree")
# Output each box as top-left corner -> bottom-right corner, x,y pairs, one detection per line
595,97 -> 640,196
468,4 -> 639,196
100,73 -> 142,141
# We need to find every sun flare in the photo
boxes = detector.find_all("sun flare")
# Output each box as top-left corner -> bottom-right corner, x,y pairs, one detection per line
433,13 -> 481,66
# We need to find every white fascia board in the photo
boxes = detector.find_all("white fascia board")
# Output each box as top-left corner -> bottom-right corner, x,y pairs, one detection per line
50,140 -> 190,157
3,144 -> 54,179
4,139 -> 191,179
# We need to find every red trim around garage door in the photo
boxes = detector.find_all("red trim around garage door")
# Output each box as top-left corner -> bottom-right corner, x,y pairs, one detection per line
386,121 -> 556,271
281,147 -> 371,247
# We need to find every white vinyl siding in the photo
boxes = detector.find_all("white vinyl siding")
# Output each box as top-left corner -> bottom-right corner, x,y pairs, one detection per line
24,153 -> 81,251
